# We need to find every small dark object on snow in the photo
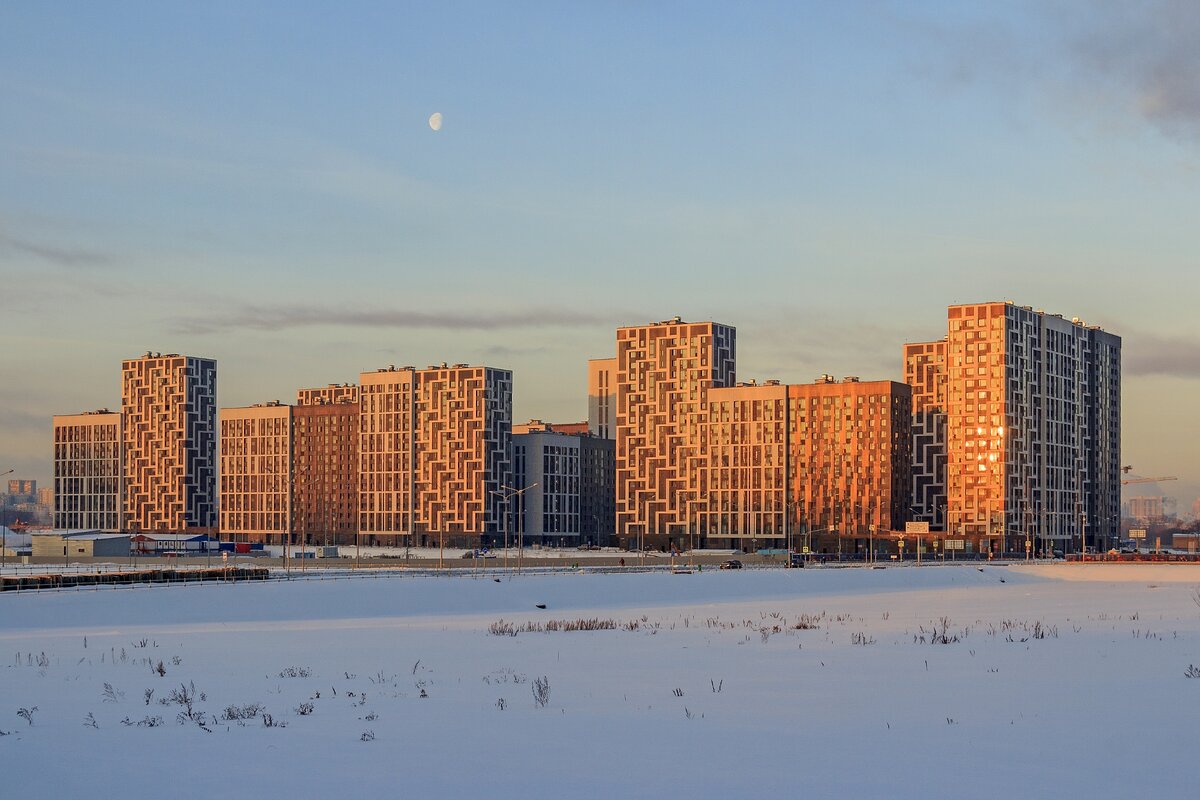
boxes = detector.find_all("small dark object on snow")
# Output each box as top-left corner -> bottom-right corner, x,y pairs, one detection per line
535,604 -> 546,609
493,578 -> 501,583
999,578 -> 1006,583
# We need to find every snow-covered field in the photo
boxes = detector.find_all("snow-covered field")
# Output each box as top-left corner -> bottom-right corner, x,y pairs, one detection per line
1,564 -> 1197,799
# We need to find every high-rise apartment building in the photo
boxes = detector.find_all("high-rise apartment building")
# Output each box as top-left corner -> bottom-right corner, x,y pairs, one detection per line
905,302 -> 1121,554
52,410 -> 122,531
7,479 -> 36,498
122,352 -> 217,532
587,357 -> 617,440
293,385 -> 359,546
701,377 -> 912,553
613,317 -> 736,550
358,363 -> 512,547
218,402 -> 292,543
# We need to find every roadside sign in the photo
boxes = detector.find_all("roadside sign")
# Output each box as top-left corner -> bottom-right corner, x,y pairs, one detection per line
802,546 -> 810,554
905,521 -> 930,535
1129,529 -> 1147,540
945,539 -> 966,551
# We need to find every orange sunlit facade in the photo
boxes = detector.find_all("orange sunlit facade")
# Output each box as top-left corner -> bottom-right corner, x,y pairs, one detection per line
218,402 -> 292,543
293,386 -> 359,546
945,303 -> 1008,545
358,364 -> 512,547
587,357 -> 616,440
122,352 -> 217,532
613,318 -> 736,551
701,377 -> 912,554
298,384 -> 358,406
906,302 -> 1122,554
53,409 -> 122,531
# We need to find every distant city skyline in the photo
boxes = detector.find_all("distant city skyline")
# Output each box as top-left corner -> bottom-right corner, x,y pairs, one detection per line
3,2 -> 1198,507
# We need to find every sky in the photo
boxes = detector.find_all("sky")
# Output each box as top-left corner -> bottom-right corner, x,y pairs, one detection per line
1,1 -> 1198,510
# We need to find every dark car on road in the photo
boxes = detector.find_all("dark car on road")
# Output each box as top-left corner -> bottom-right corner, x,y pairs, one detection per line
719,559 -> 743,570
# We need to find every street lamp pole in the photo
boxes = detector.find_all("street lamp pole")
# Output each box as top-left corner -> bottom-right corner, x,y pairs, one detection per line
490,483 -> 537,576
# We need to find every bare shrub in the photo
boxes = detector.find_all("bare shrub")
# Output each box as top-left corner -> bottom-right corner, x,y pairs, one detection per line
361,730 -> 375,741
793,613 -> 824,630
295,702 -> 315,716
163,681 -> 209,729
102,682 -> 125,703
916,617 -> 963,645
1185,664 -> 1200,679
488,620 -> 518,636
221,704 -> 264,721
17,707 -> 37,726
278,666 -> 311,678
121,715 -> 164,727
532,676 -> 551,708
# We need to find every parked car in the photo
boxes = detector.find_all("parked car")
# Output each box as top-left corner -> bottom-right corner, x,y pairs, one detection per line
719,559 -> 743,570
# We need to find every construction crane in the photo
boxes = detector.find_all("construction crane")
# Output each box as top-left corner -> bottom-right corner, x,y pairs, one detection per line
1120,466 -> 1178,486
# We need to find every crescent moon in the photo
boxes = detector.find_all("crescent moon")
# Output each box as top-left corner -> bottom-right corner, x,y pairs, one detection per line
429,112 -> 443,131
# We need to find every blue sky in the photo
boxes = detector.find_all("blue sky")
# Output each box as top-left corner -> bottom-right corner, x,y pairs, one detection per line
2,1 -> 1198,509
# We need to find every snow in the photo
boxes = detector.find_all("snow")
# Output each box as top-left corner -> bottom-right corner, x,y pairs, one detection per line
2,564 -> 1198,799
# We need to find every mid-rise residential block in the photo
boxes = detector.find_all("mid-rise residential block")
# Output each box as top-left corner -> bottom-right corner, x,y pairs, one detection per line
52,410 -> 122,531
219,402 -> 292,543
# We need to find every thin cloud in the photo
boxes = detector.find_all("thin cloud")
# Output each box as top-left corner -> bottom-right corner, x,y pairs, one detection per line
0,230 -> 112,268
1065,0 -> 1200,142
170,304 -> 617,335
905,0 -> 1200,145
1124,334 -> 1200,378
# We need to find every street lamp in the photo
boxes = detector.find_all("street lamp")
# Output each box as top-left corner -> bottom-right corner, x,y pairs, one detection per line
490,483 -> 537,575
